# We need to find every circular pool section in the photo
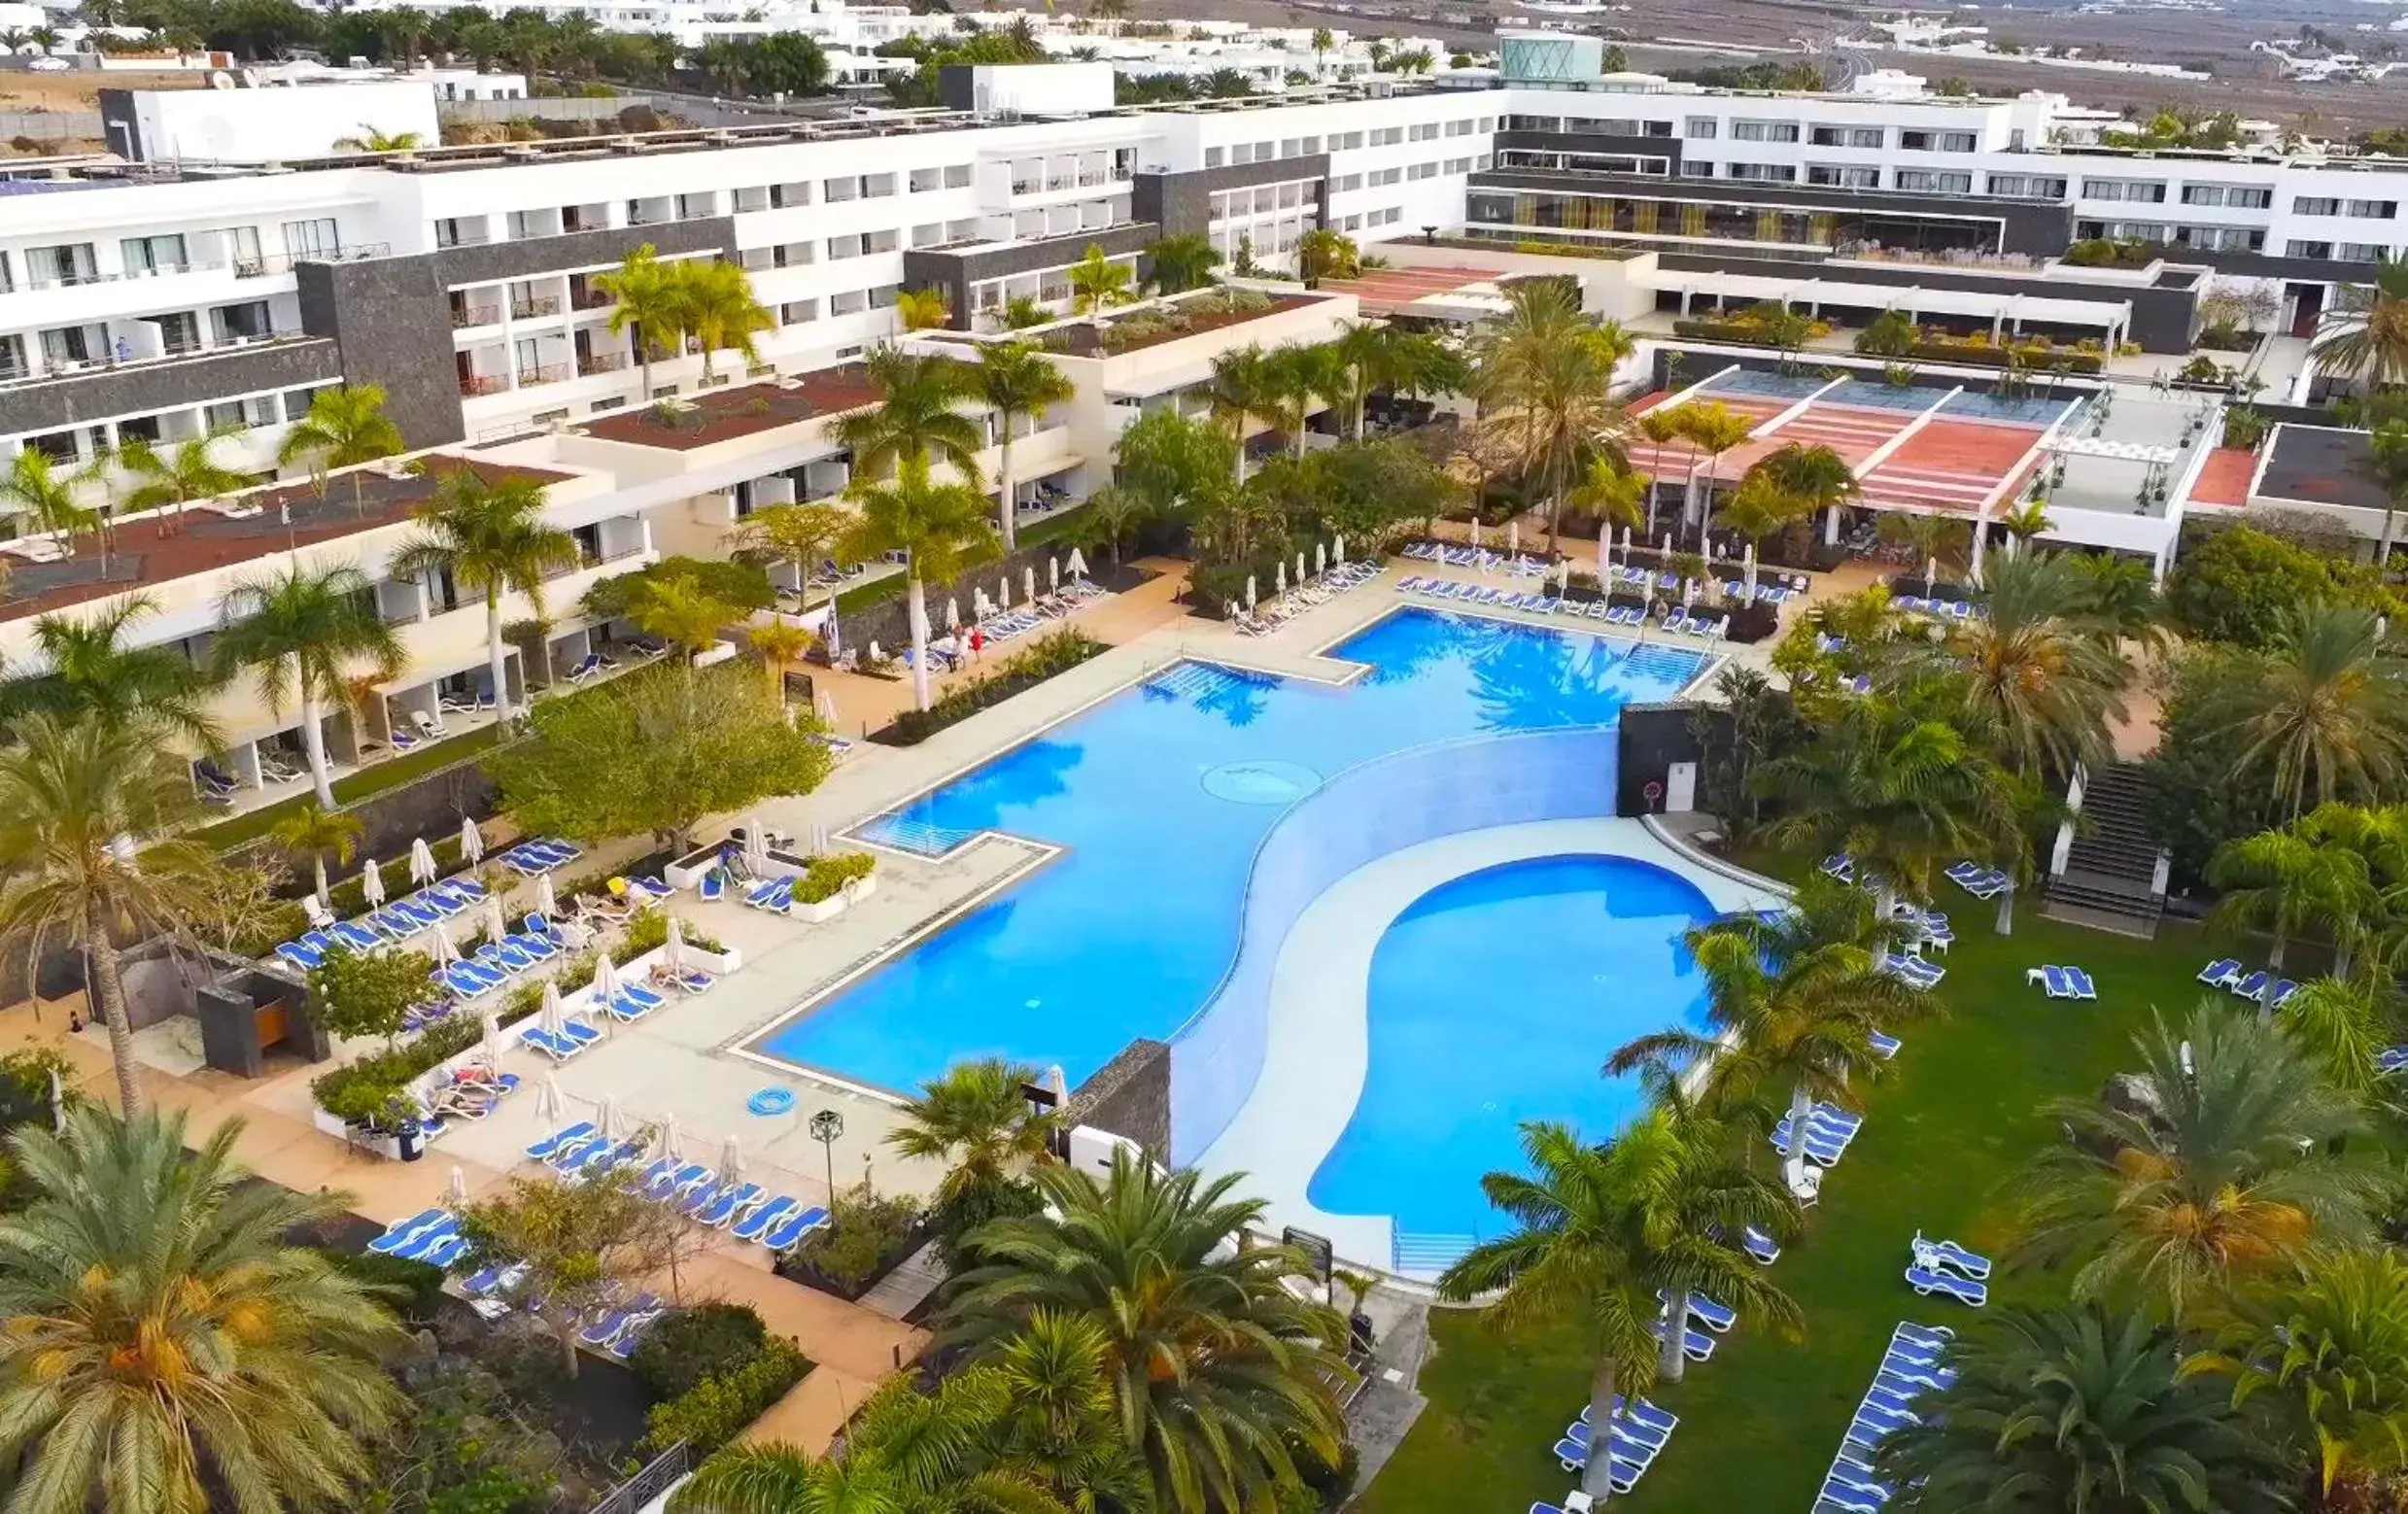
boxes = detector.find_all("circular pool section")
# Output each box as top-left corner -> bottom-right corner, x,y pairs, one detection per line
1304,854 -> 1716,1246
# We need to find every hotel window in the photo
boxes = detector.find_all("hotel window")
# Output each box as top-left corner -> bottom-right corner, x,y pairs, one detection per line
1806,164 -> 1881,189
1409,123 -> 1439,142
0,333 -> 26,382
1731,120 -> 1800,143
2176,225 -> 2264,252
1330,131 -> 1363,150
1684,117 -> 1718,140
1505,116 -> 1558,133
2294,196 -> 2341,216
2349,199 -> 2399,219
827,233 -> 863,259
282,218 -> 341,258
2341,241 -> 2391,261
945,164 -> 972,188
2081,179 -> 2167,203
1810,125 -> 1885,148
1409,162 -> 1438,181
770,182 -> 810,208
909,166 -> 943,192
1681,160 -> 1716,179
865,228 -> 899,254
2181,185 -> 2271,209
2288,239 -> 2335,258
1986,174 -> 2068,199
1331,173 -> 1362,192
1204,147 -> 1224,167
1372,126 -> 1403,146
1300,136 -> 1322,154
1726,162 -> 1797,183
1446,156 -> 1471,174
119,233 -> 188,275
1895,170 -> 1972,193
1369,167 -> 1401,187
824,176 -> 859,203
1446,119 -> 1473,136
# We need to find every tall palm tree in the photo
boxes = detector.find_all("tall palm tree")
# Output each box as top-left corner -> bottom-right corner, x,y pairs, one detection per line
1673,403 -> 1756,546
2198,602 -> 2408,822
1264,340 -> 1346,460
2269,976 -> 2397,1107
1752,441 -> 1859,534
842,455 -> 1000,710
596,243 -> 688,396
1064,244 -> 1135,319
1635,407 -> 1697,538
1437,1112 -> 1801,1498
1898,549 -> 2130,773
987,1310 -> 1155,1512
1329,321 -> 1466,440
834,346 -> 985,484
1611,878 -> 1925,1193
974,340 -> 1075,551
276,385 -> 404,515
888,1056 -> 1060,1206
387,467 -> 577,725
1713,472 -> 1809,571
2312,252 -> 2408,390
1877,509 -> 1974,587
1472,281 -> 1634,546
0,714 -> 222,1114
747,619 -> 815,703
1875,1303 -> 2296,1512
1755,695 -> 2025,917
1565,456 -> 1648,545
674,257 -> 774,383
1145,231 -> 1222,294
268,800 -> 362,908
2209,825 -> 2378,986
1293,227 -> 1359,285
0,595 -> 224,751
1207,344 -> 1281,486
2188,1246 -> 2408,1500
0,1106 -> 404,1514
2007,1003 -> 2382,1323
0,447 -> 98,553
1996,496 -> 2057,558
119,430 -> 249,533
214,564 -> 405,808
943,1154 -> 1350,1514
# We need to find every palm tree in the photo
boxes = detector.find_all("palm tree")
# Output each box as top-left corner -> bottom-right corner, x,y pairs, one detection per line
1207,344 -> 1281,486
0,595 -> 224,751
1294,227 -> 1359,285
1755,695 -> 2025,917
1900,550 -> 2130,773
1084,485 -> 1152,566
1713,472 -> 1809,571
1996,496 -> 2056,557
896,286 -> 952,331
833,345 -> 985,484
2198,602 -> 2408,822
1330,321 -> 1467,440
888,1056 -> 1059,1206
734,499 -> 850,609
2007,1003 -> 2382,1323
596,243 -> 687,396
1310,24 -> 1333,69
1610,877 -> 1923,1193
1264,340 -> 1345,460
0,447 -> 97,553
1674,403 -> 1757,546
674,257 -> 773,383
2066,550 -> 2166,652
2211,818 -> 2383,988
387,467 -> 577,726
0,714 -> 223,1114
214,564 -> 405,808
1145,231 -> 1221,294
0,1106 -> 404,1514
119,430 -> 249,533
2270,976 -> 2397,1106
1565,456 -> 1648,545
943,1154 -> 1351,1514
1437,1112 -> 1801,1499
1473,281 -> 1634,546
1064,244 -> 1134,319
331,123 -> 423,151
269,800 -> 362,907
986,1310 -> 1154,1511
746,618 -> 814,702
276,384 -> 404,515
2312,252 -> 2408,390
1877,509 -> 1974,587
1752,441 -> 1859,533
842,455 -> 999,710
1875,1303 -> 2296,1512
1002,293 -> 1050,330
2188,1246 -> 2408,1501
974,340 -> 1075,551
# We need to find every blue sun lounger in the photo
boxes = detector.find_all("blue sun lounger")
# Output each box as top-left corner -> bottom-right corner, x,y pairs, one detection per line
1743,1225 -> 1780,1265
2232,969 -> 2271,1000
1659,1289 -> 1737,1332
1906,1263 -> 1987,1307
519,1025 -> 582,1060
732,1195 -> 800,1243
2197,957 -> 2243,989
525,1121 -> 598,1161
1868,1029 -> 1903,1059
763,1204 -> 832,1250
1913,1232 -> 1992,1279
368,1208 -> 449,1254
696,1182 -> 766,1228
1567,1417 -> 1668,1460
2029,964 -> 2077,998
1649,1318 -> 1716,1361
390,1217 -> 461,1263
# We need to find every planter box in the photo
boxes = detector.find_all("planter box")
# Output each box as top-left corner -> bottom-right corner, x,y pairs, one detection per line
774,1219 -> 932,1303
311,1105 -> 352,1141
790,892 -> 847,924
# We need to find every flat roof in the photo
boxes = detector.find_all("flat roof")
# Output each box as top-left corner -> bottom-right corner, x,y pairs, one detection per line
2257,425 -> 2385,512
0,456 -> 572,625
2187,446 -> 2258,509
1317,265 -> 1503,317
578,366 -> 879,452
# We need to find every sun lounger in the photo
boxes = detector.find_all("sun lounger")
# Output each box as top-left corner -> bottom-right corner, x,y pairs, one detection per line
732,1195 -> 801,1243
368,1208 -> 449,1254
1648,1319 -> 1715,1361
2232,969 -> 2270,1000
2379,1047 -> 2408,1075
390,1218 -> 461,1263
518,1025 -> 582,1060
1911,1231 -> 1992,1279
2196,957 -> 2243,988
1877,1364 -> 1952,1398
543,1129 -> 605,1172
623,1156 -> 679,1196
525,1121 -> 598,1161
1660,1290 -> 1737,1332
1894,1322 -> 1955,1350
762,1204 -> 831,1250
2063,966 -> 2097,1000
2029,964 -> 2076,999
1818,1477 -> 1885,1514
1906,1263 -> 1987,1307
1868,1029 -> 1902,1059
1566,1418 -> 1665,1462
696,1182 -> 766,1228
1820,854 -> 1855,879
1742,1225 -> 1780,1265
2272,979 -> 2298,1006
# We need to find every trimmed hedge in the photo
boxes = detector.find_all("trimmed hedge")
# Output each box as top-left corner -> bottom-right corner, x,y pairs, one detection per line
638,1337 -> 810,1456
879,629 -> 1106,746
792,851 -> 876,906
629,1303 -> 769,1402
310,1015 -> 482,1127
1904,338 -> 2103,375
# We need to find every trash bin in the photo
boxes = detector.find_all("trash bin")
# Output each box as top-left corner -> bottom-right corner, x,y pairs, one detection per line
396,1120 -> 425,1162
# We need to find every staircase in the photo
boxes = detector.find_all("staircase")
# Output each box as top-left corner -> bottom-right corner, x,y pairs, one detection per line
2042,763 -> 2168,938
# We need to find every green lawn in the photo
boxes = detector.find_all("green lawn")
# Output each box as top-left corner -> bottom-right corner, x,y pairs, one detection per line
1356,905 -> 2224,1514
190,724 -> 507,851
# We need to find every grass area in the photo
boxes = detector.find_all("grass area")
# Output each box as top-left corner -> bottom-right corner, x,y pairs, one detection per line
1356,902 -> 2222,1514
191,724 -> 508,851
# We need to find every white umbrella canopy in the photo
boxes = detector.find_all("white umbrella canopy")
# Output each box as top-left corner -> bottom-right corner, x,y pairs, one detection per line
1743,540 -> 1759,597
409,837 -> 438,886
1683,578 -> 1698,608
593,952 -> 620,1012
664,916 -> 686,976
997,575 -> 1011,609
361,858 -> 386,907
1244,575 -> 1257,610
1469,517 -> 1482,550
867,639 -> 881,662
480,1012 -> 503,1070
1334,533 -> 1346,565
1295,551 -> 1307,587
485,896 -> 509,945
945,596 -> 960,631
446,1164 -> 468,1205
429,925 -> 458,966
1925,556 -> 1940,594
459,816 -> 485,865
745,814 -> 771,871
654,1116 -> 680,1162
813,689 -> 839,731
538,981 -> 565,1038
1066,546 -> 1088,579
598,1095 -> 622,1143
718,1135 -> 743,1187
536,1074 -> 563,1125
1049,557 -> 1060,594
1507,521 -> 1520,558
533,872 -> 559,919
1558,559 -> 1572,595
1023,566 -> 1036,602
1275,561 -> 1288,597
1315,541 -> 1327,577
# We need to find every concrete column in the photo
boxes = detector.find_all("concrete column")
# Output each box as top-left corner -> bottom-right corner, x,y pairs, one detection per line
1825,504 -> 1841,546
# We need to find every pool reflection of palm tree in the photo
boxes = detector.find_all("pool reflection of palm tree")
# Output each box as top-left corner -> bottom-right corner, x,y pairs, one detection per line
946,737 -> 1087,817
1468,629 -> 1596,729
1195,670 -> 1272,728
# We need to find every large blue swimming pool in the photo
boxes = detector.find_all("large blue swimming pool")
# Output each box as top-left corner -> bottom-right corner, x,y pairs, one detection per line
753,607 -> 1713,1232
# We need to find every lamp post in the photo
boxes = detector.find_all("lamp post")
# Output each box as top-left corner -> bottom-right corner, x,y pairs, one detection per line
808,1108 -> 843,1201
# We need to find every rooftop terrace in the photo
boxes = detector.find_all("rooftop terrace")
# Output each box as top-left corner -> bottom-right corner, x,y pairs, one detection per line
577,366 -> 879,452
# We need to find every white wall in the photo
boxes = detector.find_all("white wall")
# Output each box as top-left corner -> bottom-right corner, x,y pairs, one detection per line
130,80 -> 441,163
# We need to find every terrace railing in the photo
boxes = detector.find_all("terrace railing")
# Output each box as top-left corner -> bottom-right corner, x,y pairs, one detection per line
586,1441 -> 688,1514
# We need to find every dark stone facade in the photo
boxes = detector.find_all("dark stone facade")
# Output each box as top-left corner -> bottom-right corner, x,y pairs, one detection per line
1065,1036 -> 1171,1160
1133,153 -> 1332,246
1614,701 -> 1712,817
0,338 -> 343,437
232,748 -> 501,882
902,222 -> 1159,332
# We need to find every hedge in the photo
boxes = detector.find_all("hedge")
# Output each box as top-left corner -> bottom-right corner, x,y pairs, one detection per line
629,1303 -> 769,1403
879,629 -> 1106,745
310,1014 -> 482,1127
638,1337 -> 811,1455
791,852 -> 876,906
1904,338 -> 2103,375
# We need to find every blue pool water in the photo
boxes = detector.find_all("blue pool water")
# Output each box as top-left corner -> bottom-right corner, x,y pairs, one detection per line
1307,855 -> 1715,1241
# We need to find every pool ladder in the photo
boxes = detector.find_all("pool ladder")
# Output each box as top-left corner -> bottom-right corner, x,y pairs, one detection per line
1392,1232 -> 1478,1275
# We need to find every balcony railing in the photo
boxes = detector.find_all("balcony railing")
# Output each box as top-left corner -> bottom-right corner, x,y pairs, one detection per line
0,330 -> 318,392
520,362 -> 571,386
577,351 -> 629,375
512,296 -> 563,319
233,243 -> 391,279
453,303 -> 501,328
460,373 -> 510,396
569,288 -> 613,310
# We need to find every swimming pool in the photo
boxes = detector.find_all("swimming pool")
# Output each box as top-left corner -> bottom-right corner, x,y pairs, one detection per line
752,606 -> 1716,1245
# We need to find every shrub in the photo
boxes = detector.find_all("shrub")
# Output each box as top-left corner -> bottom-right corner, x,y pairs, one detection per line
309,1015 -> 482,1126
629,1303 -> 768,1402
327,1249 -> 448,1325
613,905 -> 727,961
2222,405 -> 2272,451
639,1338 -> 810,1456
884,630 -> 1107,744
791,851 -> 876,906
1855,309 -> 1918,358
786,1184 -> 922,1291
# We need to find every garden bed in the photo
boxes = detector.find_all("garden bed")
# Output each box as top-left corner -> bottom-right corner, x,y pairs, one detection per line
774,1210 -> 933,1303
868,629 -> 1109,746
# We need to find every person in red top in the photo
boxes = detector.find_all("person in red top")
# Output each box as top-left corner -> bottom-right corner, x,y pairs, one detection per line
969,626 -> 984,662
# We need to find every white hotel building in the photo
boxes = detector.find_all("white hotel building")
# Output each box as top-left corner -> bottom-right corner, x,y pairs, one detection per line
1,44 -> 2403,796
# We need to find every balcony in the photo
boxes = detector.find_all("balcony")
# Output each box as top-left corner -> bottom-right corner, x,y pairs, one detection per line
0,329 -> 317,394
520,362 -> 571,386
511,296 -> 564,320
577,351 -> 630,375
569,288 -> 613,311
453,303 -> 501,328
233,244 -> 392,279
460,373 -> 509,396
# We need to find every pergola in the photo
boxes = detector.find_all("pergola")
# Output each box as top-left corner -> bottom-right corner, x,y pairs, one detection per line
1658,270 -> 2134,350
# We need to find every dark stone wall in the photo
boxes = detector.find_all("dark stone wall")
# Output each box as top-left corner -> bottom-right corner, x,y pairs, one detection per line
0,338 -> 343,436
1615,701 -> 1710,817
296,258 -> 466,448
232,750 -> 501,883
1066,1036 -> 1171,1161
902,222 -> 1159,332
196,979 -> 265,1078
1133,153 -> 1331,244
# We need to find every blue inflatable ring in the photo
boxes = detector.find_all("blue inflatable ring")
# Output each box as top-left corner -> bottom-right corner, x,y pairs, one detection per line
747,1086 -> 796,1117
